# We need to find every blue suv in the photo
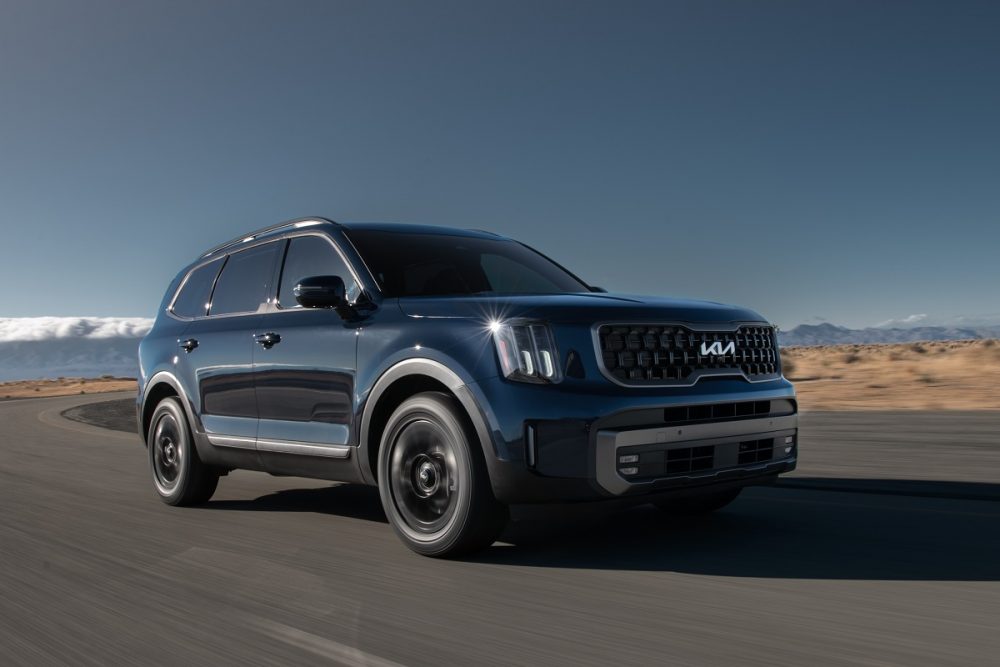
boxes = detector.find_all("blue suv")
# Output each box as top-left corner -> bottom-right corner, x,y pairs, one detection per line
138,217 -> 797,556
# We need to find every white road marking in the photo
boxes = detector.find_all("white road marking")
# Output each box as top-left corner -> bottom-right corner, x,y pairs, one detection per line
250,617 -> 407,667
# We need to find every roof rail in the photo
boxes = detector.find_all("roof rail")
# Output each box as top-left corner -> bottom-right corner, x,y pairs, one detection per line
201,217 -> 339,258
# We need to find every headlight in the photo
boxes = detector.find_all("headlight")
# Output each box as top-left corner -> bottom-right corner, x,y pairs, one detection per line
491,321 -> 561,383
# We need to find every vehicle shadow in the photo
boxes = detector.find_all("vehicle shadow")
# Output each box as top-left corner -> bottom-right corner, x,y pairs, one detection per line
206,484 -> 389,524
203,478 -> 1000,581
480,479 -> 1000,580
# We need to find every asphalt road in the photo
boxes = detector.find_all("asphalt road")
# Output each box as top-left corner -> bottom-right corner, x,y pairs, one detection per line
1,392 -> 998,666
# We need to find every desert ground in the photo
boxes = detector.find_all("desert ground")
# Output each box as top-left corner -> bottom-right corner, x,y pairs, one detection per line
2,340 -> 999,410
0,376 -> 136,400
783,339 -> 1000,410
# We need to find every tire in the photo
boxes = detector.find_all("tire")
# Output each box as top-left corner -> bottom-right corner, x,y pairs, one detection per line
377,392 -> 508,557
653,487 -> 742,516
147,397 -> 219,506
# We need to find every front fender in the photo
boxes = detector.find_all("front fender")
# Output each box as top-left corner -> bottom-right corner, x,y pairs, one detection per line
356,356 -> 501,490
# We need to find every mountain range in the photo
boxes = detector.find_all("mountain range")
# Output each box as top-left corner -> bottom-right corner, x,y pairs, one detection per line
778,322 -> 1000,347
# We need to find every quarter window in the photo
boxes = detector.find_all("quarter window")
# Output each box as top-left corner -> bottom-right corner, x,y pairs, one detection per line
171,258 -> 223,318
209,242 -> 281,316
278,235 -> 360,308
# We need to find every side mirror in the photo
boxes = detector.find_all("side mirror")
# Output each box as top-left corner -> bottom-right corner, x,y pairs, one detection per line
589,285 -> 608,293
294,275 -> 346,309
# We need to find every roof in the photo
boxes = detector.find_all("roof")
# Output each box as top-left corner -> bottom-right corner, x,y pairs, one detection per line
200,218 -> 506,259
200,217 -> 339,258
339,221 -> 505,239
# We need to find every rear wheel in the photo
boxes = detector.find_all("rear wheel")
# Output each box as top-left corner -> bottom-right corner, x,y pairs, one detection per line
147,397 -> 219,506
653,487 -> 742,515
378,392 -> 508,557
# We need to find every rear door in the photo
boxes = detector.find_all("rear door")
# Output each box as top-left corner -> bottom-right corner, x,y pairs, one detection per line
252,234 -> 362,472
186,242 -> 282,451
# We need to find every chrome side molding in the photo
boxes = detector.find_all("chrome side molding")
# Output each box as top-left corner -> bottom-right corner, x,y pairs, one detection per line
208,434 -> 351,459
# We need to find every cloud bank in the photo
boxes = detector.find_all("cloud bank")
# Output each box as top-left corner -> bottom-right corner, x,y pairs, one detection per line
0,317 -> 154,342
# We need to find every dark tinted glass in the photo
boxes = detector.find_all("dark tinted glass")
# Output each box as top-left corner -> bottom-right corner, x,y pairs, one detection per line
171,258 -> 223,318
345,230 -> 589,297
278,235 -> 359,308
209,242 -> 281,316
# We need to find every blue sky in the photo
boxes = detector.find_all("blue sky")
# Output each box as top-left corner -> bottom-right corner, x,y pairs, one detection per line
1,0 -> 997,329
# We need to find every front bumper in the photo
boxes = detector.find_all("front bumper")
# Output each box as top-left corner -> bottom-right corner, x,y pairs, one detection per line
594,415 -> 797,495
465,375 -> 798,504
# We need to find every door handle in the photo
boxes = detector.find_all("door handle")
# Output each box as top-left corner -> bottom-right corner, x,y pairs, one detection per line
255,332 -> 281,349
179,338 -> 198,353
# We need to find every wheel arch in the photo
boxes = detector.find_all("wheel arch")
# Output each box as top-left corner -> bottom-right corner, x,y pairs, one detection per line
140,371 -> 196,446
358,359 -> 497,488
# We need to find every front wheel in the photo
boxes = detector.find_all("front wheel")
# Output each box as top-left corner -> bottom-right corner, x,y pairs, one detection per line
377,392 -> 508,557
653,487 -> 742,515
147,397 -> 219,506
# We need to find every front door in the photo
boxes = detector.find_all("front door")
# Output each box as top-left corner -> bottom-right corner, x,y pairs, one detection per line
252,234 -> 362,474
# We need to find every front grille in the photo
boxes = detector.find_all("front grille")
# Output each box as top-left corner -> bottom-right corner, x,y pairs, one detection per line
619,445 -> 716,479
597,324 -> 780,385
738,438 -> 774,464
663,400 -> 772,425
617,436 -> 785,482
666,445 -> 715,474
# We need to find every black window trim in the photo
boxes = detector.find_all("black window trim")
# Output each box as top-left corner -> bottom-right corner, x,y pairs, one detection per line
168,240 -> 282,321
168,232 -> 369,321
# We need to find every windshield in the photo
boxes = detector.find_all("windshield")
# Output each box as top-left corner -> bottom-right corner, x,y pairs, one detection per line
344,229 -> 590,297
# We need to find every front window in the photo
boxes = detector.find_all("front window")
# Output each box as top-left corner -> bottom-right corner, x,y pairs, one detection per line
277,235 -> 361,308
344,230 -> 590,297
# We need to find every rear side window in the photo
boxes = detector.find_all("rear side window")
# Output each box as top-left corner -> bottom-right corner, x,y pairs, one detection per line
277,235 -> 360,308
209,242 -> 281,316
171,258 -> 223,318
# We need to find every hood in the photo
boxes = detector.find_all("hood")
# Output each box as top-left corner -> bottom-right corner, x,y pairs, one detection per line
396,292 -> 767,326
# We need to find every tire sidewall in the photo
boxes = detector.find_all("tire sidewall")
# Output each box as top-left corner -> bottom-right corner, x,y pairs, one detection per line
147,397 -> 192,505
377,394 -> 477,554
